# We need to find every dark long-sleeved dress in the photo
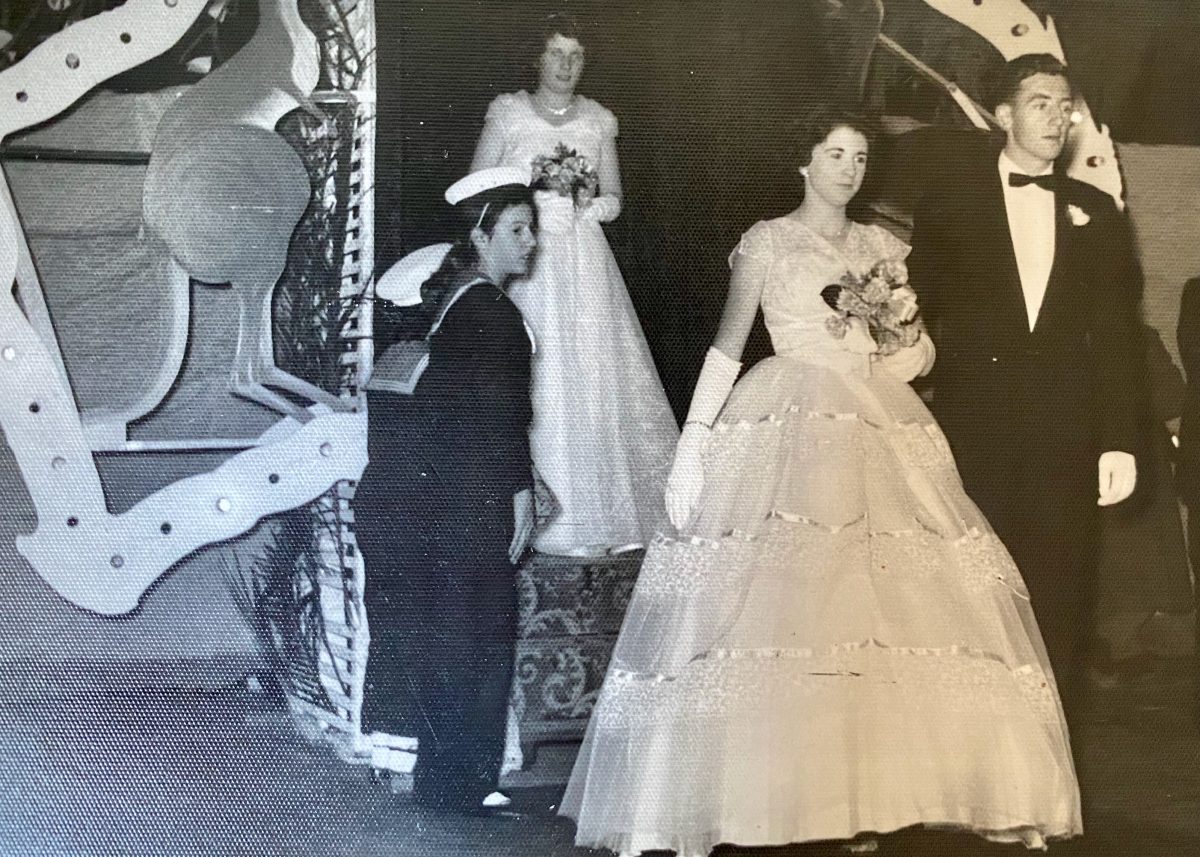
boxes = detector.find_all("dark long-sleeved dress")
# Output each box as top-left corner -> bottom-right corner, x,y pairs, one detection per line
353,277 -> 533,810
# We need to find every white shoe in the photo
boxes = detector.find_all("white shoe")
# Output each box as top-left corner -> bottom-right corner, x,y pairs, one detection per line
480,791 -> 512,808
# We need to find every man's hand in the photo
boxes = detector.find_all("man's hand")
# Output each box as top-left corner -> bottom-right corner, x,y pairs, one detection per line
1098,450 -> 1136,506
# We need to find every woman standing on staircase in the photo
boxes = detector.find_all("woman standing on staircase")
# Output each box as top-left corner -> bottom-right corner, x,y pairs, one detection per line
471,11 -> 678,557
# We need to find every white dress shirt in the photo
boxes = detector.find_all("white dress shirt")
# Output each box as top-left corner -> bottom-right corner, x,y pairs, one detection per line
999,151 -> 1056,331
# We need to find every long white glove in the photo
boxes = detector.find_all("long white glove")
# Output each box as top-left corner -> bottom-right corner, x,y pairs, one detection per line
875,330 -> 935,383
534,190 -> 576,235
579,194 -> 622,223
665,347 -> 741,530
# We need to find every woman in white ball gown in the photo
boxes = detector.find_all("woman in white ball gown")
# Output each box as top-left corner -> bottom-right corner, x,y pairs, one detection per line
559,105 -> 1081,856
471,12 -> 678,557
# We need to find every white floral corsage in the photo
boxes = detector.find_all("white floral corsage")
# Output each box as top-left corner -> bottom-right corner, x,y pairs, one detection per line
1066,204 -> 1091,227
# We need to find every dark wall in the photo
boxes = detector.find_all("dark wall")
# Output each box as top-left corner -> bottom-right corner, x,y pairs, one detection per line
376,1 -> 834,417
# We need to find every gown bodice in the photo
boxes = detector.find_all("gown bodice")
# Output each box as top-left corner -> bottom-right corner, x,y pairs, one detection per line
478,91 -> 676,557
483,91 -> 618,176
732,217 -> 911,369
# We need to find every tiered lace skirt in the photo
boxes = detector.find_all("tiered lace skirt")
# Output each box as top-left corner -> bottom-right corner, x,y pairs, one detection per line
560,354 -> 1081,855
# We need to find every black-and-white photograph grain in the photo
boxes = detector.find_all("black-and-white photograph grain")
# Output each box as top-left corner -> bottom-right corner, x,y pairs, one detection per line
1,1 -> 1198,855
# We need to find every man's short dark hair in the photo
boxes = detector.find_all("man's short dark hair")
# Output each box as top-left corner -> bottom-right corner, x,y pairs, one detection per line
986,54 -> 1071,113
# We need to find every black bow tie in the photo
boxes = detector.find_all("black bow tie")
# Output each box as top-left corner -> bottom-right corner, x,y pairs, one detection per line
1008,172 -> 1058,191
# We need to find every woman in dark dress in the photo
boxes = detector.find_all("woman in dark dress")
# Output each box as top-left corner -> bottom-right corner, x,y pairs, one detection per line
353,167 -> 539,816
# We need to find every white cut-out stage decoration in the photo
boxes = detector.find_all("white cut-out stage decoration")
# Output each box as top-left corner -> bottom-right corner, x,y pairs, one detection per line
0,0 -> 367,616
143,0 -> 346,421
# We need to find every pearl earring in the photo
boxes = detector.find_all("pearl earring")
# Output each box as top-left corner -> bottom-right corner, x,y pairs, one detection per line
799,167 -> 809,178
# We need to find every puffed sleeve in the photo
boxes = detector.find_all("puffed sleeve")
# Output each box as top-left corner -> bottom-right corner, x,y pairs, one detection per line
479,93 -> 520,151
728,220 -> 774,269
596,102 -> 619,140
486,93 -> 519,124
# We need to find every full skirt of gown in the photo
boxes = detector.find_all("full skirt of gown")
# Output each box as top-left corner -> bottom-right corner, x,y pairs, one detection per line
559,352 -> 1082,855
509,219 -> 678,556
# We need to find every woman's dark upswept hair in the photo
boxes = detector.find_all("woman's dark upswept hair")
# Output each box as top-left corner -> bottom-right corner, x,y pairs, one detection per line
789,102 -> 878,170
418,184 -> 535,318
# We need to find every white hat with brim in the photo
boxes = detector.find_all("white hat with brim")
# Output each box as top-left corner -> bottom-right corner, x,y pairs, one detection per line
376,168 -> 531,306
444,166 -> 531,205
375,243 -> 453,306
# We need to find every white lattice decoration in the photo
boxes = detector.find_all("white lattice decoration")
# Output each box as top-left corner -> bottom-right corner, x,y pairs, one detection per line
282,0 -> 377,761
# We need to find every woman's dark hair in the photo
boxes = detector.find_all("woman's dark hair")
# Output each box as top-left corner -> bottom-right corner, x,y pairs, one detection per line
534,11 -> 585,60
418,184 -> 535,315
789,103 -> 877,169
985,53 -> 1071,113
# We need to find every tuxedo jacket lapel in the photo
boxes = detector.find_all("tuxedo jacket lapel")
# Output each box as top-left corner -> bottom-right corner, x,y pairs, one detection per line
1032,190 -> 1072,336
978,170 -> 1032,339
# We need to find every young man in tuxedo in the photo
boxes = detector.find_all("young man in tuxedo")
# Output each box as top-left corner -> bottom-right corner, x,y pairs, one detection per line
908,54 -> 1144,710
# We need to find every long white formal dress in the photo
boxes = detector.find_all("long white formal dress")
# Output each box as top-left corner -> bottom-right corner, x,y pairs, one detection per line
478,92 -> 678,556
560,217 -> 1082,856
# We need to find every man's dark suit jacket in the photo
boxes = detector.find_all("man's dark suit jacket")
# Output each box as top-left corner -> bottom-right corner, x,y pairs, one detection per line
907,143 -> 1144,532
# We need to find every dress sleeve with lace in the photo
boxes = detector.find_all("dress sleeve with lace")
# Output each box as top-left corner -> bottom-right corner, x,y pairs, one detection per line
728,219 -> 775,269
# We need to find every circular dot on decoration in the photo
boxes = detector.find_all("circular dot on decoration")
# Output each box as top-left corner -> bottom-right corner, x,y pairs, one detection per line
110,555 -> 125,569
319,442 -> 333,458
1087,155 -> 1106,167
268,473 -> 280,484
1069,110 -> 1084,125
1012,23 -> 1028,36
66,517 -> 78,528
160,522 -> 172,535
216,497 -> 232,513
16,91 -> 28,103
65,54 -> 80,69
1,346 -> 14,360
28,402 -> 40,414
51,456 -> 66,470
120,32 -> 132,44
